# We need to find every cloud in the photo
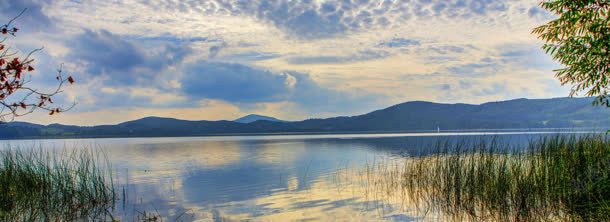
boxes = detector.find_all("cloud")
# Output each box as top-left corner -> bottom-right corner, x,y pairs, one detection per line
434,44 -> 557,78
471,82 -> 508,97
66,29 -> 192,86
180,61 -> 293,103
125,34 -> 218,43
281,8 -> 348,39
424,56 -> 459,64
419,45 -> 469,63
0,0 -> 53,31
220,51 -> 281,62
93,87 -> 192,109
446,61 -> 499,77
527,6 -> 554,20
208,41 -> 227,59
497,44 -> 557,70
287,71 -> 384,113
377,38 -> 420,48
179,61 -> 384,113
286,50 -> 389,65
149,0 -> 513,39
433,79 -> 513,102
426,45 -> 467,54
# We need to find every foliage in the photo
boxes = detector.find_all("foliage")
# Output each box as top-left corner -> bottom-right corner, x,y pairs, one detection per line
533,1 -> 610,106
365,135 -> 610,221
0,9 -> 75,122
0,148 -> 116,221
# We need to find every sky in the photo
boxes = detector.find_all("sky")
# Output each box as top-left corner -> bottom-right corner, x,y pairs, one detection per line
1,0 -> 567,125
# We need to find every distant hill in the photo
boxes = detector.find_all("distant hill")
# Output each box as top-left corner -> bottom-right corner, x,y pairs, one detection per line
234,114 -> 284,123
1,97 -> 609,139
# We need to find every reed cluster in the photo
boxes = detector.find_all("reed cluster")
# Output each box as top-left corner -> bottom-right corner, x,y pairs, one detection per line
365,135 -> 610,221
0,147 -> 116,221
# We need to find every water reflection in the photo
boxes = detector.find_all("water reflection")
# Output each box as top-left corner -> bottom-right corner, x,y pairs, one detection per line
0,132 -> 589,221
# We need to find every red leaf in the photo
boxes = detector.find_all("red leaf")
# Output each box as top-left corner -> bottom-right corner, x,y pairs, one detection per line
67,76 -> 75,84
27,66 -> 34,71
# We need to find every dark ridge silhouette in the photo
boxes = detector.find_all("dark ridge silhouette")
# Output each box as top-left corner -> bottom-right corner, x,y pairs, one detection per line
234,114 -> 284,123
1,97 -> 609,139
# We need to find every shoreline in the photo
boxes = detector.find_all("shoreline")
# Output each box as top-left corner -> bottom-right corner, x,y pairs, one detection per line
1,127 -> 604,141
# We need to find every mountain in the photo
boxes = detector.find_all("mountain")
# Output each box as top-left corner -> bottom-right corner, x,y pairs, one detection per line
1,97 -> 609,139
234,114 -> 283,123
288,98 -> 609,131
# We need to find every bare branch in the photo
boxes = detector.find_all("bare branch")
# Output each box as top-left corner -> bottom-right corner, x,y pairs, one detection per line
0,9 -> 76,123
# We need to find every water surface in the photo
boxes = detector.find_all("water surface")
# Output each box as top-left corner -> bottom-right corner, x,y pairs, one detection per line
0,131 -> 591,221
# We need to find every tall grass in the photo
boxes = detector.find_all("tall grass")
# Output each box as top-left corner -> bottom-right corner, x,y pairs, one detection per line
364,135 -> 610,221
0,147 -> 116,221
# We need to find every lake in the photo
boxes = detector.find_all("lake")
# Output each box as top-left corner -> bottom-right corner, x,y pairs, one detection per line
0,131 -> 592,221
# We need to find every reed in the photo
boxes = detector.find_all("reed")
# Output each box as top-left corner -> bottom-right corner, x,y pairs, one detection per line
0,147 -> 116,221
364,135 -> 610,221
